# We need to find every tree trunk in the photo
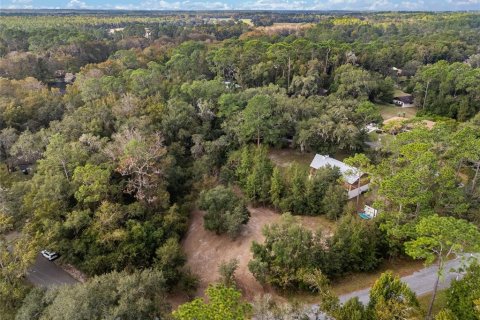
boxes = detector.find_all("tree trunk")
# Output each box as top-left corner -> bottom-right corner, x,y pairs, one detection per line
257,127 -> 260,147
422,81 -> 430,110
414,202 -> 421,218
356,177 -> 361,211
472,161 -> 480,192
455,158 -> 463,179
287,55 -> 291,89
61,160 -> 70,182
324,48 -> 330,74
427,264 -> 441,320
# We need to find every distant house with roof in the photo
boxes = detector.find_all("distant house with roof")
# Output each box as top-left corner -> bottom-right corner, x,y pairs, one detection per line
393,91 -> 414,107
309,154 -> 369,200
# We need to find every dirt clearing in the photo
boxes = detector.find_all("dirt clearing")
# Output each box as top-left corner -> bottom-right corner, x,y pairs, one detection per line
182,206 -> 334,301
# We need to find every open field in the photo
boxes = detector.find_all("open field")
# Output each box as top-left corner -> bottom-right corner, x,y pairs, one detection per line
241,22 -> 315,38
257,22 -> 315,33
394,89 -> 411,97
378,103 -> 418,120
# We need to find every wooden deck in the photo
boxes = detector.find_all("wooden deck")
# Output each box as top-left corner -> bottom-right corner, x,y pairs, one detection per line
348,184 -> 370,200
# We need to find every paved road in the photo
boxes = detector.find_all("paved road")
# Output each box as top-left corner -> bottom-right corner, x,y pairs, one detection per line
6,232 -> 78,287
306,255 -> 477,320
338,257 -> 467,304
26,253 -> 78,287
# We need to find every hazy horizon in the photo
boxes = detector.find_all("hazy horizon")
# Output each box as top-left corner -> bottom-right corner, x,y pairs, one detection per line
1,0 -> 479,12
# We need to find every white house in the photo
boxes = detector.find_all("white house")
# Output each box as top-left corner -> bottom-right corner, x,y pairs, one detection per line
309,154 -> 369,200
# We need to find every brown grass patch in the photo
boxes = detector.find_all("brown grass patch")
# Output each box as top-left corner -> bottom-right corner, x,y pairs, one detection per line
268,148 -> 314,169
379,103 -> 417,120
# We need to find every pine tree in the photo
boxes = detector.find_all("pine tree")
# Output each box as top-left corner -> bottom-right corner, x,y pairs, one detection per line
323,184 -> 347,220
236,146 -> 252,188
270,167 -> 284,209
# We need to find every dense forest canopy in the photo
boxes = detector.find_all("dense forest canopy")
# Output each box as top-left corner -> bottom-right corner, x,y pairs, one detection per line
0,10 -> 479,320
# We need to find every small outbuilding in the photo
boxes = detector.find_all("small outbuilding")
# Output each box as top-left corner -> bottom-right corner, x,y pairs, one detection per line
393,93 -> 414,107
359,205 -> 378,220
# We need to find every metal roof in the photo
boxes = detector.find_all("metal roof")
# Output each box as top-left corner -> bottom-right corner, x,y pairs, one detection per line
310,154 -> 362,185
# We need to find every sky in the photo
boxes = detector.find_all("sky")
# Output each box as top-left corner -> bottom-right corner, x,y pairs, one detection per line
1,0 -> 480,11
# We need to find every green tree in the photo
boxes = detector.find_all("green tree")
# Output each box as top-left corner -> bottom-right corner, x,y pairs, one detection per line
248,214 -> 324,289
355,101 -> 382,125
281,164 -> 308,214
237,95 -> 278,146
0,214 -> 36,315
445,262 -> 480,320
38,134 -> 88,182
15,269 -> 170,320
10,130 -> 45,165
199,185 -> 249,238
323,184 -> 347,220
154,237 -> 186,287
405,215 -> 480,319
72,164 -> 111,204
235,146 -> 253,188
173,284 -> 251,320
245,146 -> 273,204
435,309 -> 457,320
368,271 -> 421,320
327,215 -> 381,276
333,64 -> 393,103
305,166 -> 342,216
336,298 -> 368,320
269,167 -> 285,209
218,258 -> 239,287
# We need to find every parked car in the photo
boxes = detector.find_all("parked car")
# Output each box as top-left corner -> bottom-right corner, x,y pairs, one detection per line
41,250 -> 59,261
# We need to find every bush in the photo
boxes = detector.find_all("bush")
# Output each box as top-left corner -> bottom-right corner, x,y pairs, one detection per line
218,258 -> 239,287
199,185 -> 250,238
173,284 -> 252,320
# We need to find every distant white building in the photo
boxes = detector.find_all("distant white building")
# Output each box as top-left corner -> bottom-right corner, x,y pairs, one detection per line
108,27 -> 125,34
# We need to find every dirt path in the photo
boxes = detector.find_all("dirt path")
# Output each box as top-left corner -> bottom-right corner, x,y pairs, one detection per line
182,207 -> 334,300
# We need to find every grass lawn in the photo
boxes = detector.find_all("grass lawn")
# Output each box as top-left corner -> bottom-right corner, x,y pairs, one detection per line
268,148 -> 314,169
394,89 -> 411,97
268,148 -> 355,172
418,289 -> 448,317
378,103 -> 417,120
